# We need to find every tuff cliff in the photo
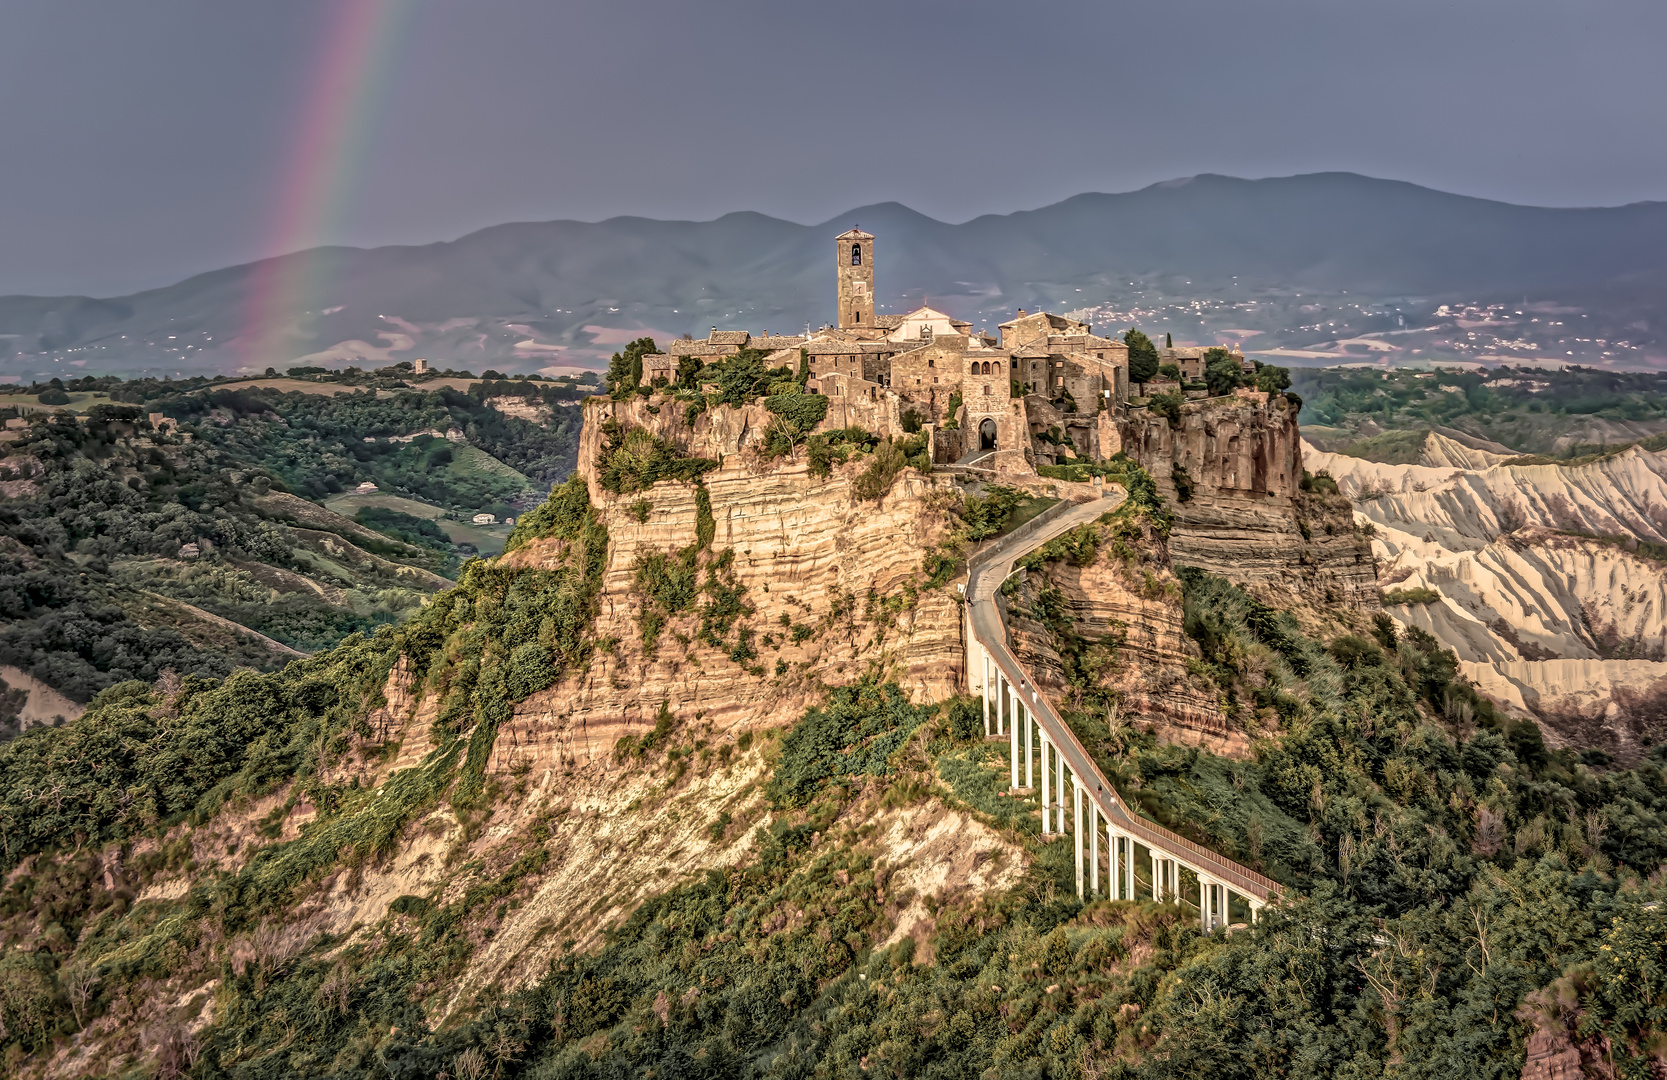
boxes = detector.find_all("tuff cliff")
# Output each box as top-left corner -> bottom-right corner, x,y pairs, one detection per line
1122,394 -> 1379,610
999,509 -> 1245,756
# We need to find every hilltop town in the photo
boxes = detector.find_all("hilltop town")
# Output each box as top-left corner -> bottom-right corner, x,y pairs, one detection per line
646,227 -> 1285,476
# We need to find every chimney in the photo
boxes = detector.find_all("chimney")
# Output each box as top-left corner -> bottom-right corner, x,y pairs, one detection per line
1017,308 -> 1026,318
711,326 -> 717,336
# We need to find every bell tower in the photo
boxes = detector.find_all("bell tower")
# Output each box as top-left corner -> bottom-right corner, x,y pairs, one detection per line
836,227 -> 875,329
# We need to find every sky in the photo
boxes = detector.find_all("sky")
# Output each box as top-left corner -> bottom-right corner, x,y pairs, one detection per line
2,0 -> 1665,298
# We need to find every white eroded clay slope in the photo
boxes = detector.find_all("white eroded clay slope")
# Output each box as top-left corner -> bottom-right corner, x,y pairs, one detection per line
1303,434 -> 1667,757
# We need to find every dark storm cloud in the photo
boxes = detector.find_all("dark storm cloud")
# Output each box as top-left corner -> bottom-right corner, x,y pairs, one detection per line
2,0 -> 1663,297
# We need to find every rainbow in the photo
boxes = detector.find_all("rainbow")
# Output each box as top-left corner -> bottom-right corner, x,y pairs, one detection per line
238,0 -> 416,372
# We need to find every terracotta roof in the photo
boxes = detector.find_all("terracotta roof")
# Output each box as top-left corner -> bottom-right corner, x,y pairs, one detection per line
835,228 -> 874,240
873,315 -> 905,329
709,331 -> 751,346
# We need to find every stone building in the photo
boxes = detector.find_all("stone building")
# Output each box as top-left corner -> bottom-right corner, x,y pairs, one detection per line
1160,345 -> 1252,382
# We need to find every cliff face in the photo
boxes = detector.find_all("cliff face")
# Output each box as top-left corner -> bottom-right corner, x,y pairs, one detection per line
994,502 -> 1248,756
563,397 -> 966,744
41,397 -> 1025,1072
1123,396 -> 1379,609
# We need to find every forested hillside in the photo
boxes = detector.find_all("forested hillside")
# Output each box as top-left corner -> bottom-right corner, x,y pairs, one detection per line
0,375 -> 585,721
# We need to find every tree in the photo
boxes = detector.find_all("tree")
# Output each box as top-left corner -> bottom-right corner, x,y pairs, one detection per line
1124,329 -> 1160,385
1159,363 -> 1183,381
606,338 -> 660,400
1256,363 -> 1292,395
1204,347 -> 1248,397
1165,332 -> 1173,347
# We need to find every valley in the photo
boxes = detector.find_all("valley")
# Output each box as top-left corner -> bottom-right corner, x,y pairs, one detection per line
0,371 -> 587,729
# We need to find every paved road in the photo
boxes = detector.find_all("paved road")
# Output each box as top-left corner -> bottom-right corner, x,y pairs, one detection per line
966,489 -> 1278,903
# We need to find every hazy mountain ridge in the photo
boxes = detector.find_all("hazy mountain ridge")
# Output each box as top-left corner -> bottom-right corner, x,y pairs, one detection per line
5,172 -> 1667,379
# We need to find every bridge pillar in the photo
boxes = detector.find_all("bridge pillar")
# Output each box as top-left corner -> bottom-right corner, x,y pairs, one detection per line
1039,734 -> 1050,834
1073,775 -> 1083,898
1008,677 -> 1019,790
1013,703 -> 1026,790
980,648 -> 991,735
1089,805 -> 1099,898
1055,752 -> 1068,835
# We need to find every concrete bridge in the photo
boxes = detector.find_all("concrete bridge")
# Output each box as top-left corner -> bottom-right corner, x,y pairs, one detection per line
961,488 -> 1279,930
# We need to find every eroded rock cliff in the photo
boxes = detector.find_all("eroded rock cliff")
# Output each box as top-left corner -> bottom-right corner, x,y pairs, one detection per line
1123,395 -> 1379,609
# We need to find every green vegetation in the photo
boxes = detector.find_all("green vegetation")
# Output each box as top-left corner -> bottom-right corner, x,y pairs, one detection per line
852,432 -> 931,501
762,391 -> 830,457
5,468 -> 1667,1079
0,408 -> 453,703
1146,388 -> 1185,427
167,385 -> 561,515
354,506 -> 451,551
605,337 -> 662,399
594,418 -> 718,495
1293,364 -> 1667,456
1338,427 -> 1431,464
1123,328 -> 1160,384
1384,585 -> 1443,605
767,678 -> 940,807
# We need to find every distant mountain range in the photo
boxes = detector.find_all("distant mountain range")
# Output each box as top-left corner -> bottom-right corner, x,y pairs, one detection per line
4,172 -> 1665,379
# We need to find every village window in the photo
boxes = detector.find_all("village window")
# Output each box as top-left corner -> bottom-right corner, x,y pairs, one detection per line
992,361 -> 1000,374
851,244 -> 862,266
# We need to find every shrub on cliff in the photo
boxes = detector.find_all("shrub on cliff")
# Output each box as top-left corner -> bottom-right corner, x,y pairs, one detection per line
1203,347 -> 1249,397
1383,585 -> 1441,605
595,418 -> 717,494
1147,389 -> 1185,427
852,432 -> 930,500
767,678 -> 937,808
762,391 -> 829,457
706,349 -> 792,409
605,337 -> 660,399
504,474 -> 591,553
